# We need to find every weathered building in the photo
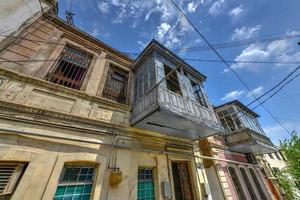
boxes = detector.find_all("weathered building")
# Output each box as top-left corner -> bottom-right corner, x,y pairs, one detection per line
0,5 -> 225,200
200,100 -> 278,200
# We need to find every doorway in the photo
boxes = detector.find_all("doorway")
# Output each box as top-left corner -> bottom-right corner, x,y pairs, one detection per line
172,162 -> 194,200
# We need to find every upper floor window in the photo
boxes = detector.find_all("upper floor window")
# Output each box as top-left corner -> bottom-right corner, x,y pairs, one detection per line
0,163 -> 26,199
218,108 -> 242,132
268,153 -> 274,159
46,45 -> 92,90
274,152 -> 281,160
102,64 -> 128,104
191,81 -> 207,107
53,165 -> 95,200
164,65 -> 182,95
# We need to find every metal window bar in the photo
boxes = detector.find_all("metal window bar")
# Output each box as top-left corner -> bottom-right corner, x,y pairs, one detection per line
46,46 -> 91,90
102,66 -> 128,104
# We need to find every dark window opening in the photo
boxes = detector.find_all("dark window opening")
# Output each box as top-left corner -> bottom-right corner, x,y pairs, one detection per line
239,168 -> 258,200
164,65 -> 182,95
102,65 -> 128,104
249,168 -> 267,200
268,153 -> 274,159
191,81 -> 208,107
228,167 -> 246,200
46,46 -> 91,90
274,152 -> 281,160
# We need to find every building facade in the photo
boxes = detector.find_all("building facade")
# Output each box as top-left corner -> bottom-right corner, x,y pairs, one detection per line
0,6 -> 225,200
200,100 -> 280,200
0,2 -> 289,200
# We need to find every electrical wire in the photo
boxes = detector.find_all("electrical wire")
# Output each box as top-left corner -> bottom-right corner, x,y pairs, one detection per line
166,0 -> 292,135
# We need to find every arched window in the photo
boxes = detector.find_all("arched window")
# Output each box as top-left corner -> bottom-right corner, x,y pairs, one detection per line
228,167 -> 246,200
248,168 -> 267,200
239,167 -> 258,200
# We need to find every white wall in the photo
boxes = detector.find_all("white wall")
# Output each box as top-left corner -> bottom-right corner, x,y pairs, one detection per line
0,0 -> 54,42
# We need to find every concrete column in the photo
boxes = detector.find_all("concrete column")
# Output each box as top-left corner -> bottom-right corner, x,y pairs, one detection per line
84,52 -> 107,96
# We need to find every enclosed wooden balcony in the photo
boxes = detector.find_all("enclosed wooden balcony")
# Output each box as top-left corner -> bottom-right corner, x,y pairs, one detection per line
131,87 -> 224,139
215,100 -> 277,155
224,128 -> 277,154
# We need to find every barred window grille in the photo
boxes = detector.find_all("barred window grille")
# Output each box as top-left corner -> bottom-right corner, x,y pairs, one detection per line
53,166 -> 95,200
137,168 -> 155,200
102,65 -> 128,104
46,46 -> 91,90
0,163 -> 24,196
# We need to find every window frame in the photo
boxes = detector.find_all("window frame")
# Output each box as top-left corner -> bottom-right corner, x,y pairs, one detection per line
102,63 -> 129,104
45,44 -> 93,90
137,167 -> 156,200
227,165 -> 248,200
0,162 -> 26,196
247,166 -> 269,200
53,164 -> 97,200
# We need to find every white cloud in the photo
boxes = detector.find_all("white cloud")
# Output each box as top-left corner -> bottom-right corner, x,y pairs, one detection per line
97,2 -> 110,13
263,122 -> 300,145
231,30 -> 300,71
229,5 -> 243,17
187,2 -> 198,13
247,86 -> 264,97
232,25 -> 261,40
156,22 -> 171,39
209,0 -> 226,16
221,90 -> 244,101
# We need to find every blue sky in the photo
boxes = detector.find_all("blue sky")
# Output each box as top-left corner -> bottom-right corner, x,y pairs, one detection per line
58,0 -> 300,144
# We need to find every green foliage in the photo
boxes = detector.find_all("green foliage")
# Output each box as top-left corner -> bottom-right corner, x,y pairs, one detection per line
277,131 -> 300,199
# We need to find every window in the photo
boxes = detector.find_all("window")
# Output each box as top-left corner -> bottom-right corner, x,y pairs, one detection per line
46,46 -> 92,90
218,108 -> 243,132
268,153 -> 274,159
274,152 -> 281,160
191,81 -> 207,107
102,65 -> 128,104
53,166 -> 95,200
164,65 -> 182,95
239,167 -> 258,200
272,167 -> 280,174
246,153 -> 258,164
137,168 -> 155,200
0,163 -> 25,199
248,168 -> 267,200
228,167 -> 246,200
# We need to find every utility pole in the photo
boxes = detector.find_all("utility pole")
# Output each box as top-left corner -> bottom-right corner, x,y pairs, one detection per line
65,11 -> 75,27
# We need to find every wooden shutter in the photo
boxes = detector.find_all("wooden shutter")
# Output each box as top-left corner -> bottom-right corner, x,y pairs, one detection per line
155,60 -> 167,88
178,163 -> 194,200
0,163 -> 24,195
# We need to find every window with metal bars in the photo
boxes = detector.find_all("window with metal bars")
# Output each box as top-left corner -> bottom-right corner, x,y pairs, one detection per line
46,46 -> 91,90
102,65 -> 128,104
137,168 -> 155,200
53,165 -> 95,200
0,163 -> 25,199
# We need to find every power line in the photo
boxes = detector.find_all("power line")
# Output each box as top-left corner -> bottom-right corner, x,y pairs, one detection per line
251,71 -> 300,110
246,66 -> 300,107
166,0 -> 292,135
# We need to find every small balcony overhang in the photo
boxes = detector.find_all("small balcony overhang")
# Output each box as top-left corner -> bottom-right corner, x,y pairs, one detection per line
225,128 -> 277,155
131,87 -> 224,139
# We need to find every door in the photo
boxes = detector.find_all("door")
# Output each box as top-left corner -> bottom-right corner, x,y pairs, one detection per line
172,162 -> 194,200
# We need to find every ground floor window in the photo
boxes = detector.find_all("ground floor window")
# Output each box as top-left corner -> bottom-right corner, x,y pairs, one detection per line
137,168 -> 155,200
53,165 -> 95,200
0,163 -> 25,199
248,168 -> 267,200
239,167 -> 258,200
228,166 -> 246,200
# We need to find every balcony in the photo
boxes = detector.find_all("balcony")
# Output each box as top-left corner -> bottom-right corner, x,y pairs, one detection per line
225,128 -> 277,155
131,87 -> 224,139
